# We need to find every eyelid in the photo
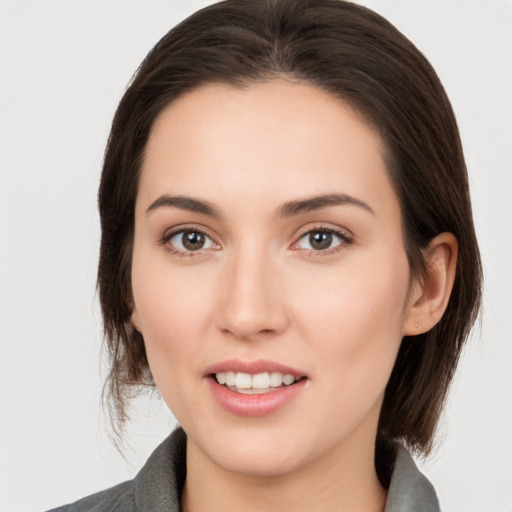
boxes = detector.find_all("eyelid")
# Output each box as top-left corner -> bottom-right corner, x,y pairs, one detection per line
290,223 -> 354,253
159,223 -> 222,255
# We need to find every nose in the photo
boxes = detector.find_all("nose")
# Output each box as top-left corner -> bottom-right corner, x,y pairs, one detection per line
216,248 -> 289,340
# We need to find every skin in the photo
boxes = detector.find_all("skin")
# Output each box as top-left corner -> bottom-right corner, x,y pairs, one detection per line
131,80 -> 457,511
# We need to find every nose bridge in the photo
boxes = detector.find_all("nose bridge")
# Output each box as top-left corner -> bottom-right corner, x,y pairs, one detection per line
216,243 -> 287,339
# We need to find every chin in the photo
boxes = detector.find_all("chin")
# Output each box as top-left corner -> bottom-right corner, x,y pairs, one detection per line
211,445 -> 306,477
187,423 -> 326,478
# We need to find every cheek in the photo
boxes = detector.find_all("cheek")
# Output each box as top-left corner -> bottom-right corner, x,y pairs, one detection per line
131,261 -> 214,421
130,248 -> 214,383
132,239 -> 214,334
291,250 -> 410,380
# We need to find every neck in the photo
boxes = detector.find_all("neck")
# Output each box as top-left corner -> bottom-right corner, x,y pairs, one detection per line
181,430 -> 387,512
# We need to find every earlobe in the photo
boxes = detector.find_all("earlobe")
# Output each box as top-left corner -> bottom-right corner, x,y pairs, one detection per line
403,232 -> 458,335
131,307 -> 142,333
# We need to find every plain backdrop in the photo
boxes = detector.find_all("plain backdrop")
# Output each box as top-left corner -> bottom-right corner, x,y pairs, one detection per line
1,1 -> 511,511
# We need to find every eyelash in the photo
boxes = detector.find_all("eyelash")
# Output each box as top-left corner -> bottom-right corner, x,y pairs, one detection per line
292,224 -> 354,256
159,223 -> 353,257
160,225 -> 220,257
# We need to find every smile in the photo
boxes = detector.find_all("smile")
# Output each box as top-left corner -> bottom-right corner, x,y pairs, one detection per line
215,371 -> 300,394
205,360 -> 307,416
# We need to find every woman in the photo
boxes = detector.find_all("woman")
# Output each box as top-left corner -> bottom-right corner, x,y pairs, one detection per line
49,0 -> 482,510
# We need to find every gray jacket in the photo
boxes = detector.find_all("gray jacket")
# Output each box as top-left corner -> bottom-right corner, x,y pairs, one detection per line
48,428 -> 440,511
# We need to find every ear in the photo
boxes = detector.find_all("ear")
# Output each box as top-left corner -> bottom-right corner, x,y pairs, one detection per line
403,232 -> 458,335
131,305 -> 142,333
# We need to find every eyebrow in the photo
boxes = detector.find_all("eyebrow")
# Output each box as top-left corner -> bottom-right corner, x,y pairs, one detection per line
277,193 -> 374,218
146,194 -> 221,218
146,192 -> 374,219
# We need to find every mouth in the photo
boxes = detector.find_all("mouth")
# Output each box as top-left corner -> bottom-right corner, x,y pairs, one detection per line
205,360 -> 307,416
212,371 -> 303,395
207,365 -> 307,417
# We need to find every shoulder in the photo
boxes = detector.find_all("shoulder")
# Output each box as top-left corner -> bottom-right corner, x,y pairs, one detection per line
46,480 -> 135,512
46,428 -> 187,512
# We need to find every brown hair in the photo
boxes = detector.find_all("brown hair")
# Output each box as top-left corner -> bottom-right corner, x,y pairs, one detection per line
98,0 -> 482,481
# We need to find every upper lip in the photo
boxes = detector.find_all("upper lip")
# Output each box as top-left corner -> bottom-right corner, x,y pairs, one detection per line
204,359 -> 307,378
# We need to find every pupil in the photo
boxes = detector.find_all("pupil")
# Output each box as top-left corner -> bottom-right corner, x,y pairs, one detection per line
310,231 -> 332,250
183,232 -> 205,250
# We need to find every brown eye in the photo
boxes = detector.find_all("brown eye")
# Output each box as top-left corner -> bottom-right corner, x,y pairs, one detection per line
167,230 -> 217,252
309,232 -> 333,250
182,231 -> 205,250
295,228 -> 350,253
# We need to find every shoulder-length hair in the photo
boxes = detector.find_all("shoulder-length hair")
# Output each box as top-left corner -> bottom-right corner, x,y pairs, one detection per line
97,0 -> 482,482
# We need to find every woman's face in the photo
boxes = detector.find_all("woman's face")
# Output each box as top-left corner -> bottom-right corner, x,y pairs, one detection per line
131,80 -> 415,476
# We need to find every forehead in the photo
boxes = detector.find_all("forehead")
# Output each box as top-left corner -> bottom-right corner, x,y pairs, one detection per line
138,80 -> 398,220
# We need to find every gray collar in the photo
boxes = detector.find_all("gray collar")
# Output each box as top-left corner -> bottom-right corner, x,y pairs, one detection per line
134,429 -> 440,512
384,445 -> 440,512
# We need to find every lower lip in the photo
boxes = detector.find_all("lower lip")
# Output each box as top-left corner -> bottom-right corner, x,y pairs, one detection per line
207,378 -> 307,417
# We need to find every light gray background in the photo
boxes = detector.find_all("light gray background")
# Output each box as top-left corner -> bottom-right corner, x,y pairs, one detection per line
1,1 -> 511,511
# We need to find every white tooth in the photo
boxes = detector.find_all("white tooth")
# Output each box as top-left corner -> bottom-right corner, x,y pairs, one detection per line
252,372 -> 270,389
283,374 -> 295,385
225,371 -> 236,386
236,387 -> 273,395
235,372 -> 252,389
216,372 -> 226,385
270,372 -> 284,387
